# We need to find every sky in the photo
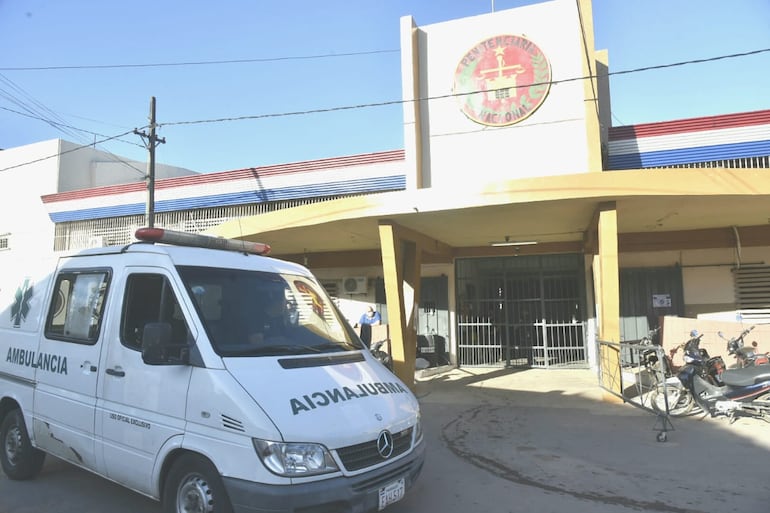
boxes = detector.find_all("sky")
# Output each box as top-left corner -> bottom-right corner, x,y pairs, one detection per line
1,0 -> 769,175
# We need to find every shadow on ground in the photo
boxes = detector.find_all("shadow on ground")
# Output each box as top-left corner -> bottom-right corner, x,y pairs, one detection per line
413,367 -> 769,513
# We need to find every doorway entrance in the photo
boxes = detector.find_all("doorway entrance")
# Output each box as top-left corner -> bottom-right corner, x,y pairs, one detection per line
416,275 -> 450,366
619,266 -> 684,341
456,254 -> 588,368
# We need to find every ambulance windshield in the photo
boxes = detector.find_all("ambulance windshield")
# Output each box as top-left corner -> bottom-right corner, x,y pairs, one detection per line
177,266 -> 363,357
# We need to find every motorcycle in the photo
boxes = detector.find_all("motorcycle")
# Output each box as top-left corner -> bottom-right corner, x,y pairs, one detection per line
676,332 -> 770,423
369,339 -> 430,373
718,325 -> 770,368
370,338 -> 394,371
646,329 -> 697,417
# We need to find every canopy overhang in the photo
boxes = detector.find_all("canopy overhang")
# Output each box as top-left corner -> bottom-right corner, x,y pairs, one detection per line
209,168 -> 770,260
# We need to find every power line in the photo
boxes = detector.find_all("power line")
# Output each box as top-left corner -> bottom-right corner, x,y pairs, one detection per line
0,129 -> 143,172
3,46 -> 769,173
611,112 -> 627,126
0,105 -> 143,148
0,65 -> 148,176
611,47 -> 770,76
0,74 -> 83,142
0,103 -> 147,177
161,47 -> 770,128
0,49 -> 400,71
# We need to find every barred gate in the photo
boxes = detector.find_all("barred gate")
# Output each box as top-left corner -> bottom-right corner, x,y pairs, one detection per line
456,255 -> 588,369
597,338 -> 677,441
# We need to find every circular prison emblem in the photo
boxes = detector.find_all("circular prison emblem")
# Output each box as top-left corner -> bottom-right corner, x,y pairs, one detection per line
453,34 -> 551,127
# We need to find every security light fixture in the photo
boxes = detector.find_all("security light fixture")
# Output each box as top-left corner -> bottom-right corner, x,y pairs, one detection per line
489,236 -> 538,247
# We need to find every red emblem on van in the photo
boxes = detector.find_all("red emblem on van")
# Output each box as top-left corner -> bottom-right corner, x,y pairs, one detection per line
453,35 -> 551,126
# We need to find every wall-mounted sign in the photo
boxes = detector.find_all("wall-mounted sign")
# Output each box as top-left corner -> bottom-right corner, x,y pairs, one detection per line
652,294 -> 672,308
453,35 -> 551,127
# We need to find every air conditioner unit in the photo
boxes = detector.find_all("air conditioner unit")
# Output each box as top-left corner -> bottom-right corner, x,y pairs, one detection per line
342,276 -> 368,295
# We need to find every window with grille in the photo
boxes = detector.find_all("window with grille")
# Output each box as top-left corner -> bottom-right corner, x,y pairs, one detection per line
52,194 -> 370,252
0,234 -> 8,251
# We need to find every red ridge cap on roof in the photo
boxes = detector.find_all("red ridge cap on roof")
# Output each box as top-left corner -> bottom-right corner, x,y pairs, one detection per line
42,149 -> 406,203
609,109 -> 770,141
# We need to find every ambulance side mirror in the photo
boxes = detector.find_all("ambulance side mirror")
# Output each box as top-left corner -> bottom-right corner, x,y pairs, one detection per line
141,322 -> 190,366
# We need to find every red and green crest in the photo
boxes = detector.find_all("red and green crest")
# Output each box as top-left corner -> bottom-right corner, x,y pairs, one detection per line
453,35 -> 551,127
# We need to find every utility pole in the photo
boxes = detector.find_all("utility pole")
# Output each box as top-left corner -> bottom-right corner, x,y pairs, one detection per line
134,96 -> 165,228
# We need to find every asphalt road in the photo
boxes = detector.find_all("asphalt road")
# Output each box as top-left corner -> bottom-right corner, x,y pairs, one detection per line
2,368 -> 769,513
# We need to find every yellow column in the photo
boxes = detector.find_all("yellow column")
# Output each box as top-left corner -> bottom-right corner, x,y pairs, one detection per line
596,202 -> 621,396
378,222 -> 420,387
577,0 -> 603,172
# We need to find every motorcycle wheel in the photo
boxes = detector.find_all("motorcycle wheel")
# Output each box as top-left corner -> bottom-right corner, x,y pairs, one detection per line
650,383 -> 694,417
754,393 -> 770,423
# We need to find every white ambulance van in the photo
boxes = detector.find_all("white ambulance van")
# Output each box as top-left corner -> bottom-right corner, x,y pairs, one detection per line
0,228 -> 424,513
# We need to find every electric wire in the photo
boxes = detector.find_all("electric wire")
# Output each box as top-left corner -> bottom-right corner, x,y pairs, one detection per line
2,46 -> 768,173
0,105 -> 142,148
0,49 -> 400,71
0,74 -> 83,142
0,83 -> 148,177
576,0 -> 600,121
0,129 -> 145,172
160,47 -> 770,128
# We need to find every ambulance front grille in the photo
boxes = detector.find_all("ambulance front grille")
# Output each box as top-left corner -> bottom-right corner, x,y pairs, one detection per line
336,428 -> 413,472
221,414 -> 245,432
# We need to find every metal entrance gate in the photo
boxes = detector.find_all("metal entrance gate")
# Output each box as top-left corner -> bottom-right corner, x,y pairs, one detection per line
456,254 -> 588,368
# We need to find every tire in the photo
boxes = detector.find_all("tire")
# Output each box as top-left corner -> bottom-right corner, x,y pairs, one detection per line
753,393 -> 770,422
650,384 -> 694,417
163,453 -> 233,513
0,409 -> 46,480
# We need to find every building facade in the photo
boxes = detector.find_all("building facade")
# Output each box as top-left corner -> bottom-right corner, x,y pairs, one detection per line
3,0 -> 770,387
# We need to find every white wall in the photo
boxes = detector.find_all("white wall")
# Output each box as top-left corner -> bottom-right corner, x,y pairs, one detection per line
0,139 -> 198,266
620,246 -> 770,320
313,263 -> 455,329
314,266 -> 384,327
58,140 -> 197,192
0,140 -> 61,264
401,0 -> 590,189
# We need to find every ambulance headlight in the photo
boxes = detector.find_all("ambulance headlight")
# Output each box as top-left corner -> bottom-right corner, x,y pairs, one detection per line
253,439 -> 339,476
413,414 -> 423,444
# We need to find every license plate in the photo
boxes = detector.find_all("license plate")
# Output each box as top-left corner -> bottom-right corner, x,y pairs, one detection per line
378,477 -> 405,510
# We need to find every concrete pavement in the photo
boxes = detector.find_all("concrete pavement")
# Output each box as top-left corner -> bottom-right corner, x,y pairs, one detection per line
387,367 -> 770,513
2,367 -> 768,513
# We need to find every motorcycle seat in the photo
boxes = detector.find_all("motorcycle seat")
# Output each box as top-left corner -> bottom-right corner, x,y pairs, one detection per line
721,365 -> 770,387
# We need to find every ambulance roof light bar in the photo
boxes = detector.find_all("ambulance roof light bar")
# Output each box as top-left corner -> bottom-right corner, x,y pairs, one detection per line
135,227 -> 271,256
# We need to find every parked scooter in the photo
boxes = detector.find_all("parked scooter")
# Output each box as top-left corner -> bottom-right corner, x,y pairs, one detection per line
718,325 -> 770,368
370,338 -> 394,371
646,329 -> 697,417
370,339 -> 430,373
676,332 -> 770,423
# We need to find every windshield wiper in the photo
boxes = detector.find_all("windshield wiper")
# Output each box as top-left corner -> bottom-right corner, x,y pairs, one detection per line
224,343 -> 354,357
309,343 -> 354,353
232,344 -> 318,356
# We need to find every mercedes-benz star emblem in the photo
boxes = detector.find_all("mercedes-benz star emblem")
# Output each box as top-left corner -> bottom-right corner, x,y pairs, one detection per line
377,430 -> 394,459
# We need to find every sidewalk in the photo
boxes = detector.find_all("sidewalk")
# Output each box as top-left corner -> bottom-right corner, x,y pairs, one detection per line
392,367 -> 769,513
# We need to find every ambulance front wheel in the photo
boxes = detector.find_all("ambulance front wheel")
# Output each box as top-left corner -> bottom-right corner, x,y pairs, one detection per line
163,453 -> 233,513
0,408 -> 46,480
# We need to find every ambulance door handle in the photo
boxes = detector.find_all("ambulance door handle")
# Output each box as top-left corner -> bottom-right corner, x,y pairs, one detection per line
106,368 -> 126,378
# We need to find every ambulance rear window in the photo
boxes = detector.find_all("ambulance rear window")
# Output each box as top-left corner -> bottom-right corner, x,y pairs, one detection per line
45,269 -> 110,344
